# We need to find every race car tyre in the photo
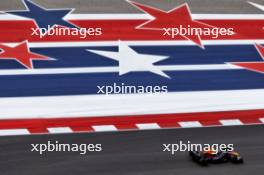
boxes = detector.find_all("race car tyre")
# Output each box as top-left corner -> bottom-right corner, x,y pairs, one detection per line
198,158 -> 208,166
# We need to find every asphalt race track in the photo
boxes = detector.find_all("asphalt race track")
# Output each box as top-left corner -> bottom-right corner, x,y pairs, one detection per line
0,125 -> 263,175
0,0 -> 263,13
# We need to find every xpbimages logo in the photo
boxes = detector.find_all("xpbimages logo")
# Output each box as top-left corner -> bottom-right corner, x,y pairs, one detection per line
31,25 -> 102,38
162,140 -> 234,155
31,141 -> 102,155
97,83 -> 168,95
163,25 -> 234,39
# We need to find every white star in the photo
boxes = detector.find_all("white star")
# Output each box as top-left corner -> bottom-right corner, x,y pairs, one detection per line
248,1 -> 264,11
87,41 -> 170,78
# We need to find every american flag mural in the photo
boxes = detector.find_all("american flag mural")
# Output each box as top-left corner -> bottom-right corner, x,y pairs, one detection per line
0,0 -> 263,135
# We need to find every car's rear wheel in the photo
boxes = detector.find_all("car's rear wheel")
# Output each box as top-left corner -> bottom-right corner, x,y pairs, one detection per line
198,158 -> 208,166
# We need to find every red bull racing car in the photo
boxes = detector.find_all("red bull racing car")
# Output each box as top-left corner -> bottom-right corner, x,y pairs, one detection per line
189,150 -> 244,166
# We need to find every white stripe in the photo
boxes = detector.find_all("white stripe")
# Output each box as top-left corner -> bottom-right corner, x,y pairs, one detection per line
178,121 -> 202,128
68,14 -> 264,20
259,118 -> 264,123
0,64 -> 241,76
92,125 -> 117,131
0,89 -> 263,119
0,13 -> 264,20
136,123 -> 160,130
193,14 -> 264,19
2,40 -> 264,48
0,129 -> 30,136
47,127 -> 73,133
219,119 -> 243,126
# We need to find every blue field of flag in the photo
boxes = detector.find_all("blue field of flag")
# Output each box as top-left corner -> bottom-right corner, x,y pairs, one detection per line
0,44 -> 263,97
0,44 -> 262,69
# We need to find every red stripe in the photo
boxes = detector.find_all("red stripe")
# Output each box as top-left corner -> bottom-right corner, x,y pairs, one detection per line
200,120 -> 221,126
115,123 -> 138,130
0,19 -> 263,42
28,127 -> 49,134
0,109 -> 263,134
70,126 -> 94,132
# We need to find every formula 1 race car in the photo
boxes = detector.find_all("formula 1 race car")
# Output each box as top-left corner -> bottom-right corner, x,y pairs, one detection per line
189,150 -> 244,166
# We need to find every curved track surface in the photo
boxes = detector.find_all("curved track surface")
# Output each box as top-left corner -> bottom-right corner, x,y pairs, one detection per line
0,125 -> 263,175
